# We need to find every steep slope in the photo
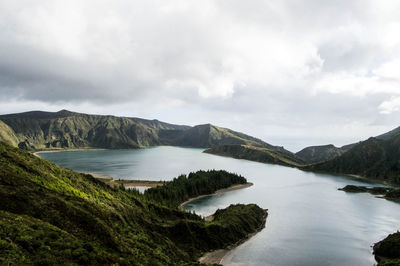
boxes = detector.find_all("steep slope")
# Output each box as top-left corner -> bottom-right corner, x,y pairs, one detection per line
0,111 -> 160,150
161,124 -> 276,149
376,126 -> 400,140
304,135 -> 400,185
296,144 -> 346,164
296,125 -> 400,164
0,110 -> 275,151
204,144 -> 305,167
0,141 -> 267,264
0,120 -> 19,147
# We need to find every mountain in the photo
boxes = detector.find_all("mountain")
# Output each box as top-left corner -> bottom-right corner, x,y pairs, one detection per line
0,110 -> 272,151
161,123 -> 277,149
0,141 -> 266,264
296,126 -> 400,164
304,134 -> 400,185
204,144 -> 305,167
375,126 -> 400,140
295,144 -> 347,164
0,120 -> 19,147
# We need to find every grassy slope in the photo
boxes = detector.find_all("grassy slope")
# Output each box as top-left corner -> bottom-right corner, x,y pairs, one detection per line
204,144 -> 305,167
157,123 -> 278,149
304,135 -> 400,185
0,111 -> 161,150
0,110 -> 273,151
295,144 -> 346,164
0,142 -> 266,265
0,120 -> 19,147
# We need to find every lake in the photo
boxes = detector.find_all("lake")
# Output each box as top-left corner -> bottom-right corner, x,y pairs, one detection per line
38,146 -> 400,266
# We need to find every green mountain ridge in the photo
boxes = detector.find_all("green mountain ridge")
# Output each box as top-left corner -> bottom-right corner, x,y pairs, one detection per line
0,141 -> 267,265
295,144 -> 347,164
295,126 -> 400,164
204,144 -> 305,167
0,110 -> 285,152
304,134 -> 400,185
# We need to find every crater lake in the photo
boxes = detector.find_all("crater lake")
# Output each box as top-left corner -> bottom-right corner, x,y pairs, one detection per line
38,146 -> 400,266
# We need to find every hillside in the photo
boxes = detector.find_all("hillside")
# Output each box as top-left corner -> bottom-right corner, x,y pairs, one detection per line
304,135 -> 400,185
375,126 -> 400,141
204,144 -> 305,167
0,120 -> 19,147
0,141 -> 266,264
296,144 -> 346,164
0,110 -> 275,151
296,125 -> 400,164
161,124 -> 277,149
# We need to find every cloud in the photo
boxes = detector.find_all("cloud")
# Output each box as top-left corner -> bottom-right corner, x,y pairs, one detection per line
1,0 -> 400,150
379,96 -> 400,114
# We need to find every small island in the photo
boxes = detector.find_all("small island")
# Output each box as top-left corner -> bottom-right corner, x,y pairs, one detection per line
338,185 -> 400,200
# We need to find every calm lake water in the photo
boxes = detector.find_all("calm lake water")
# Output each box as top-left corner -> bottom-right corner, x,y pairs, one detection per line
39,146 -> 400,266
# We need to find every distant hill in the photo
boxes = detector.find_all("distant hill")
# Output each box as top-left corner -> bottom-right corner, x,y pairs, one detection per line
296,144 -> 346,164
162,124 -> 276,149
0,141 -> 266,264
296,126 -> 400,164
304,134 -> 400,185
375,126 -> 400,140
204,144 -> 305,167
0,110 -> 274,151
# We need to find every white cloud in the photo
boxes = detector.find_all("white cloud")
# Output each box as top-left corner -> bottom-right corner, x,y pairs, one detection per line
379,96 -> 400,114
1,0 -> 400,150
373,59 -> 400,80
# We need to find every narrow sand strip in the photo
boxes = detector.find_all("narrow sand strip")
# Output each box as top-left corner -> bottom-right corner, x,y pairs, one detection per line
179,182 -> 253,209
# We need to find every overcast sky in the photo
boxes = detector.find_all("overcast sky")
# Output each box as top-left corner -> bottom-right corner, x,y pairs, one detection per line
1,0 -> 400,151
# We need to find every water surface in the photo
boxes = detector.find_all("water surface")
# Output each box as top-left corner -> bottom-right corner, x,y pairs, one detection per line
39,147 -> 400,266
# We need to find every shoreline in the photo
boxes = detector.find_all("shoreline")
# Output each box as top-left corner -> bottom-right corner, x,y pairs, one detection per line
33,148 -> 107,157
179,182 -> 253,209
345,174 -> 394,187
87,172 -> 164,188
199,208 -> 268,265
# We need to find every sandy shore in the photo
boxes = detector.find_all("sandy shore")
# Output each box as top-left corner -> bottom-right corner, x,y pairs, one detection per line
87,172 -> 163,188
33,148 -> 106,157
179,182 -> 253,209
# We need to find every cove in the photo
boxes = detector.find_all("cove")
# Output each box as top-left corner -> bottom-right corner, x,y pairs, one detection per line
38,146 -> 400,265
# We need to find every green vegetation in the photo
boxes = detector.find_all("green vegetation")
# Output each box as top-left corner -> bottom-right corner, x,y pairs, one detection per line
162,124 -> 275,149
204,144 -> 305,167
0,120 -> 19,147
0,110 -> 275,151
374,232 -> 400,266
145,170 -> 247,207
338,185 -> 370,193
295,144 -> 346,164
338,185 -> 400,200
304,135 -> 400,185
0,141 -> 266,265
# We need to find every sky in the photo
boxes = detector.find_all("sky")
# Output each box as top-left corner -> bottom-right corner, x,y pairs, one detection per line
1,0 -> 400,152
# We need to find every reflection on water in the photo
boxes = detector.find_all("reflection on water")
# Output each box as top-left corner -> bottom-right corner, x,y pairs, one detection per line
39,146 -> 400,266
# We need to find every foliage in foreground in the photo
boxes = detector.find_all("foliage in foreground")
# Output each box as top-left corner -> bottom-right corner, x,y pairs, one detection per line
0,141 -> 266,265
